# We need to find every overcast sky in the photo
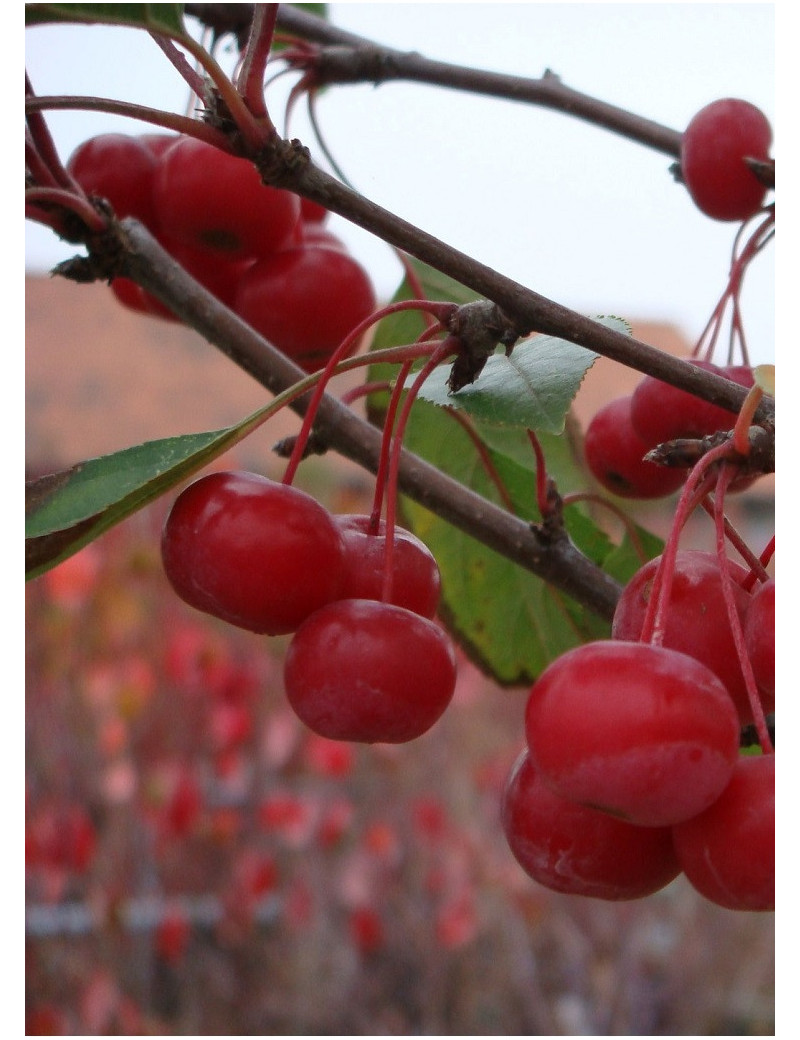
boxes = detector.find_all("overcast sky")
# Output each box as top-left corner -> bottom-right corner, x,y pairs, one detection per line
25,3 -> 776,364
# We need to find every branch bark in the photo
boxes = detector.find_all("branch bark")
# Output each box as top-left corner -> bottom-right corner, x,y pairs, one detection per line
117,217 -> 624,621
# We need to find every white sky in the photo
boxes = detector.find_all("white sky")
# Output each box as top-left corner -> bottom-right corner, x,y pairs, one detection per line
25,2 -> 776,364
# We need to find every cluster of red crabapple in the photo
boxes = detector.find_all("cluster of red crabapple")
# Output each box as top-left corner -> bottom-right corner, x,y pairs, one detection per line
503,98 -> 775,913
71,98 -> 774,913
66,131 -> 377,371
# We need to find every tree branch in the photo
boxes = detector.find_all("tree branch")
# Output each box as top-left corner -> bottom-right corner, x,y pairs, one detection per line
114,217 -> 624,621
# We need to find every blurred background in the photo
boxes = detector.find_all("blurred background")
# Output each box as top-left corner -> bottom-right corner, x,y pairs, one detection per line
25,4 -> 776,1035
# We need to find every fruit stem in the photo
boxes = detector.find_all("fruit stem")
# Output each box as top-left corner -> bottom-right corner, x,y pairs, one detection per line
698,495 -> 771,587
281,300 -> 456,486
382,337 -> 461,603
236,4 -> 280,125
713,465 -> 774,754
444,409 -> 515,513
641,442 -> 733,646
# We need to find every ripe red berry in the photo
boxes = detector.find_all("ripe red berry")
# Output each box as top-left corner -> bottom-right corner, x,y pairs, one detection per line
629,361 -> 755,447
583,396 -> 687,499
744,578 -> 775,700
524,640 -> 740,826
672,753 -> 774,911
152,136 -> 301,259
161,471 -> 346,635
501,750 -> 681,900
67,132 -> 159,228
283,599 -> 457,743
233,244 -> 376,372
611,549 -> 768,724
335,514 -> 441,618
680,98 -> 772,221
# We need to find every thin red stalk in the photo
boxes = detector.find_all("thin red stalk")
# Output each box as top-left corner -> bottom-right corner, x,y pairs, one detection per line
148,31 -> 206,99
159,29 -> 267,151
698,495 -> 771,587
641,443 -> 732,646
526,429 -> 551,518
281,299 -> 454,485
732,388 -> 764,456
236,4 -> 280,122
25,75 -> 81,193
369,359 -> 416,533
444,409 -> 515,513
25,186 -> 107,231
368,323 -> 447,529
339,381 -> 392,407
713,466 -> 773,754
561,492 -> 649,566
26,136 -> 61,190
25,95 -> 231,149
382,339 -> 459,602
759,535 -> 775,570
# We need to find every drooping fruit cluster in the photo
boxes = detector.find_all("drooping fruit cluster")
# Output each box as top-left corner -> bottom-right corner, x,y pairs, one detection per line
67,133 -> 377,371
502,635 -> 774,909
583,361 -> 755,499
680,98 -> 773,222
161,471 -> 456,744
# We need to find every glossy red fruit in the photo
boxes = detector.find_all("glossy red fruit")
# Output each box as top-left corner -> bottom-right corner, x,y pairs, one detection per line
672,754 -> 774,911
335,514 -> 441,618
630,361 -> 755,447
233,244 -> 376,372
161,471 -> 346,635
524,640 -> 740,827
501,750 -> 681,900
166,239 -> 253,309
611,549 -> 768,724
744,578 -> 775,700
284,599 -> 457,743
153,136 -> 301,259
681,98 -> 772,221
583,396 -> 687,499
67,132 -> 159,228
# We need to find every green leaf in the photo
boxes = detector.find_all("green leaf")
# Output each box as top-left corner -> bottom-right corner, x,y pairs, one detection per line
25,386 -> 305,581
399,402 -> 611,686
25,4 -> 186,36
367,261 -> 661,684
405,331 -> 601,433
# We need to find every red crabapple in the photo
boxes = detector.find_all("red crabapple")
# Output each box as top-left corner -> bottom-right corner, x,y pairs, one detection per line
611,550 -> 768,724
233,244 -> 376,372
672,753 -> 774,911
152,136 -> 301,259
335,514 -> 441,618
744,578 -> 775,700
161,471 -> 346,635
284,599 -> 457,743
501,750 -> 681,900
680,98 -> 772,221
583,396 -> 687,499
629,361 -> 755,447
524,639 -> 740,826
